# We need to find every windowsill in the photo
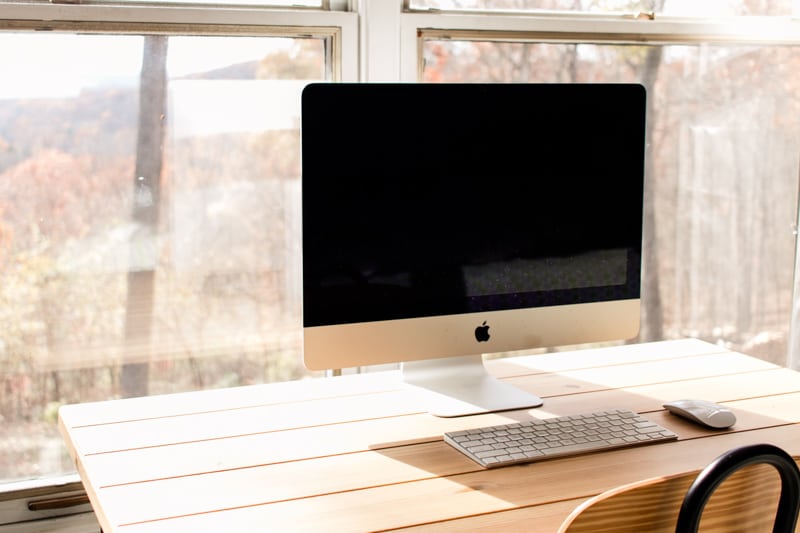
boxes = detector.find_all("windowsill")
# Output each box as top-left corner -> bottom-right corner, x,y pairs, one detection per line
0,474 -> 94,528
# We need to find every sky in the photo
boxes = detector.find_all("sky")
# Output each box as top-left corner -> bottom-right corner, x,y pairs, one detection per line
0,33 -> 296,99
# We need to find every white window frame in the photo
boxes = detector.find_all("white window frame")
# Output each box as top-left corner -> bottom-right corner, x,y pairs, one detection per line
0,3 -> 358,81
398,13 -> 800,81
0,3 -> 356,526
360,2 -> 800,79
3,0 -> 800,527
389,7 -> 800,369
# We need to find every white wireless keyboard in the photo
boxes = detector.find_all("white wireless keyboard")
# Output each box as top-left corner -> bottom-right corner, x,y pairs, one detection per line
444,408 -> 678,468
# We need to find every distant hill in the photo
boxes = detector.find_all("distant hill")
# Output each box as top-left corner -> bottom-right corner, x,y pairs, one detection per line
0,59 -> 261,174
0,88 -> 139,173
179,60 -> 258,80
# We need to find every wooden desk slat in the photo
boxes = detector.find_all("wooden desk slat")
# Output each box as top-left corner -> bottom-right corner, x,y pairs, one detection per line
484,338 -> 726,375
57,340 -> 800,533
389,497 -> 591,532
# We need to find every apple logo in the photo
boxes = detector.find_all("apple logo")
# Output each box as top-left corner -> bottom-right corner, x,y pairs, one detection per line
474,321 -> 491,342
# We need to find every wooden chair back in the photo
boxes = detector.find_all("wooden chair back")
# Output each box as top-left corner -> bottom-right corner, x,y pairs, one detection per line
559,460 -> 797,533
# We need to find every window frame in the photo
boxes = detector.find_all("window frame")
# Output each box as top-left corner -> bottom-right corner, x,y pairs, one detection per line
399,12 -> 800,81
0,2 -> 356,525
0,474 -> 95,528
0,4 -> 358,83
3,0 -> 800,526
396,8 -> 800,371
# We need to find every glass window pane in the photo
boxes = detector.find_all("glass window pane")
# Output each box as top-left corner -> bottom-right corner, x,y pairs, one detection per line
0,0 -> 323,6
0,32 -> 326,484
410,0 -> 796,17
423,39 -> 800,365
122,0 -> 322,6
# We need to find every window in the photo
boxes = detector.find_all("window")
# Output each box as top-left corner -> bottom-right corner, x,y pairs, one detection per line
395,7 -> 800,368
0,30 -> 328,485
421,38 -> 800,364
0,5 -> 356,520
3,0 -> 800,526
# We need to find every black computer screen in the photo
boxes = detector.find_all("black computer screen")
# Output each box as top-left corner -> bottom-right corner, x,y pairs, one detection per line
302,83 -> 646,327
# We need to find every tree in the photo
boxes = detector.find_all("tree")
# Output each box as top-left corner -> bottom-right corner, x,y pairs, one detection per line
121,35 -> 168,398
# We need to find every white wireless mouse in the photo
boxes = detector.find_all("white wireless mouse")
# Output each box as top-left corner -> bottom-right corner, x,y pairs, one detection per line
663,399 -> 736,429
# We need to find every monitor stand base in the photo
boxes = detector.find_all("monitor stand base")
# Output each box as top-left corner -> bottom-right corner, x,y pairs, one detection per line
401,355 -> 544,417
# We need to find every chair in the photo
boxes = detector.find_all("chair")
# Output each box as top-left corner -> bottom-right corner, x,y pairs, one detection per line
558,444 -> 800,533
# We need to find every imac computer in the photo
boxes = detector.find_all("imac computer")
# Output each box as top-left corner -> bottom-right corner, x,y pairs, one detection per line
301,83 -> 646,417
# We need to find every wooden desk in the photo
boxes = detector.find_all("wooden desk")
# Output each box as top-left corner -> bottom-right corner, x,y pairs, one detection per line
59,339 -> 800,532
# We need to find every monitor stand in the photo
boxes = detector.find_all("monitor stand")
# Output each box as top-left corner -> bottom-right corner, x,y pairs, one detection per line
401,354 -> 544,417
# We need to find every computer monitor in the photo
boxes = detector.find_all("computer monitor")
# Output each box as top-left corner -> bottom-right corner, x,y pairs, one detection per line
301,83 -> 646,417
